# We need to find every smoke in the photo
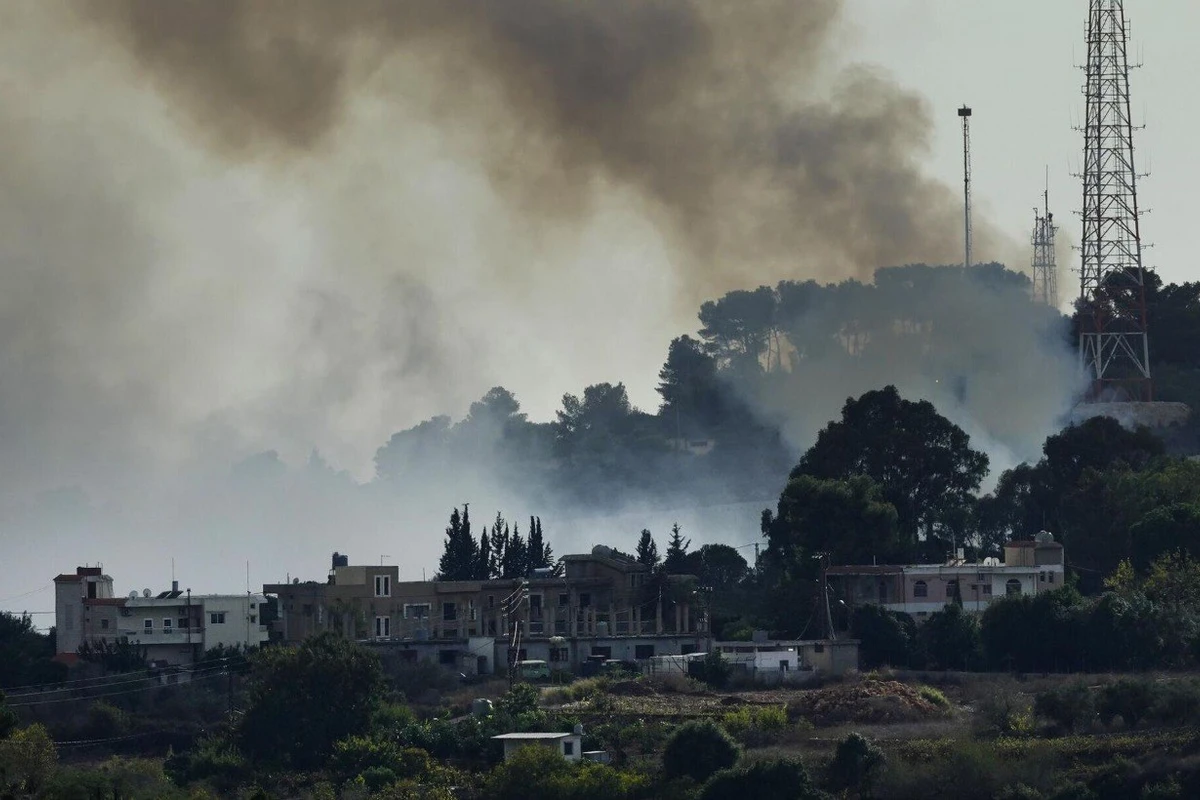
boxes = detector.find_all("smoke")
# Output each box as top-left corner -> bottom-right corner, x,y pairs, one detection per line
0,1 -> 1041,598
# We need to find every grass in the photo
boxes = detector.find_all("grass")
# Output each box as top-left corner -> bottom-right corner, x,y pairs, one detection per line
916,685 -> 951,710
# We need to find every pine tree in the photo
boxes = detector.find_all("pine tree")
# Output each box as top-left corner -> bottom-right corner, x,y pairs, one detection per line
664,522 -> 691,574
528,516 -> 552,571
636,529 -> 660,568
501,523 -> 528,579
437,506 -> 479,580
491,513 -> 508,579
477,527 -> 492,580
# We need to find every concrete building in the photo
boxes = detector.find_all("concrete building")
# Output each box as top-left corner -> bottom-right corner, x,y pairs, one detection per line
827,533 -> 1066,621
53,567 -> 270,666
493,729 -> 583,762
264,547 -> 709,675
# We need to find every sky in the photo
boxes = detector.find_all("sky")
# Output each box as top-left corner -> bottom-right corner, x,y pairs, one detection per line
844,0 -> 1199,291
2,1 -> 1195,620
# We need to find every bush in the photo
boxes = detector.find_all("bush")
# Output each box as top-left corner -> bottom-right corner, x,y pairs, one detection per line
826,732 -> 886,793
700,758 -> 824,800
853,605 -> 917,668
498,682 -> 541,717
0,724 -> 58,795
975,688 -> 1035,738
85,700 -> 131,739
164,734 -> 250,793
693,652 -> 733,689
484,744 -> 644,800
720,704 -> 788,747
1035,683 -> 1095,734
662,720 -> 741,783
917,685 -> 951,710
1098,678 -> 1158,729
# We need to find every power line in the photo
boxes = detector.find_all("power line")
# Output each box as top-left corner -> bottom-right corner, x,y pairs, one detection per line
8,665 -> 233,707
0,585 -> 51,604
2,655 -> 240,695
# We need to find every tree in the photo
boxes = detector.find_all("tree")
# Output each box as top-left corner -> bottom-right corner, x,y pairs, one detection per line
663,523 -> 691,574
239,632 -> 385,769
1129,504 -> 1200,569
697,286 -> 778,372
635,530 -> 659,569
794,386 -> 988,553
826,732 -> 886,794
657,335 -> 725,435
696,544 -> 749,591
0,613 -> 64,689
0,723 -> 57,795
851,605 -> 916,669
662,720 -> 740,783
700,758 -> 825,800
436,506 -> 479,581
762,475 -> 900,571
500,522 -> 528,580
527,517 -> 553,572
0,691 -> 17,741
920,603 -> 981,671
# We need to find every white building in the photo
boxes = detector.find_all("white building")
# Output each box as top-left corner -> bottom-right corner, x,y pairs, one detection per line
492,729 -> 584,762
828,533 -> 1067,622
53,567 -> 270,666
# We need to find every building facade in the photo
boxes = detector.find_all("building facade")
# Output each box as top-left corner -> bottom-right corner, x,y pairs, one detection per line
827,534 -> 1067,621
53,567 -> 270,666
263,547 -> 709,675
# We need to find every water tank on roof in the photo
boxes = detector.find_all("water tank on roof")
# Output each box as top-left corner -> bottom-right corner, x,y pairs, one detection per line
1035,531 -> 1054,545
332,552 -> 349,568
592,545 -> 613,558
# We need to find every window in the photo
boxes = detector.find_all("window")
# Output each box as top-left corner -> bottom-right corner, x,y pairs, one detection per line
403,604 -> 430,620
579,593 -> 592,608
87,582 -> 97,599
550,647 -> 569,662
442,602 -> 457,622
1039,571 -> 1046,583
439,650 -> 457,665
375,575 -> 391,597
591,646 -> 612,659
635,644 -> 655,659
1005,579 -> 1022,597
100,619 -> 109,630
945,580 -> 958,599
563,741 -> 575,756
302,604 -> 313,617
558,593 -> 570,607
163,618 -> 173,630
813,643 -> 825,653
249,615 -> 257,623
374,616 -> 390,638
488,595 -> 495,609
529,594 -> 542,611
179,617 -> 190,628
1049,572 -> 1055,584
143,619 -> 153,631
250,602 -> 257,609
913,580 -> 928,598
210,612 -> 227,624
982,584 -> 993,596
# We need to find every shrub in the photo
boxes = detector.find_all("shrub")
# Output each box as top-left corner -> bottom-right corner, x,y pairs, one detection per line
1035,683 -> 1095,734
498,682 -> 541,717
975,688 -> 1035,738
1098,678 -> 1157,729
85,700 -> 131,739
720,704 -> 788,746
662,720 -> 740,783
485,744 -> 644,800
331,735 -> 431,781
826,732 -> 886,793
164,734 -> 250,793
0,724 -> 58,795
694,652 -> 733,689
995,785 -> 1045,800
917,685 -> 951,710
700,758 -> 824,800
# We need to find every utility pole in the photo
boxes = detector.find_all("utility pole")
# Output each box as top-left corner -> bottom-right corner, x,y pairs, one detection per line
1076,0 -> 1151,401
958,106 -> 973,270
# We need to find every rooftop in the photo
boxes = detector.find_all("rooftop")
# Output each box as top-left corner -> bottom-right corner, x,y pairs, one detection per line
492,732 -> 575,740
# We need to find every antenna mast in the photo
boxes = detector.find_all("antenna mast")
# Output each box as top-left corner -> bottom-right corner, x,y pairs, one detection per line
958,106 -> 973,270
1031,172 -> 1058,307
1077,0 -> 1151,401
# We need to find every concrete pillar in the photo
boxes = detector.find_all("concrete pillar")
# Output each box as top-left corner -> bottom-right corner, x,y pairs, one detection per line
682,603 -> 690,633
674,604 -> 681,633
655,601 -> 663,635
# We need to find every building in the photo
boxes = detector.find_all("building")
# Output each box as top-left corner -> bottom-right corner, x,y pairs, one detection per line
711,638 -> 859,680
827,533 -> 1066,622
493,729 -> 583,763
263,547 -> 709,675
53,566 -> 270,666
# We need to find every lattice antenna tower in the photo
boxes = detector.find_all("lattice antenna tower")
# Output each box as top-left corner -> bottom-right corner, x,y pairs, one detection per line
958,106 -> 973,270
1031,174 -> 1058,307
1076,0 -> 1151,401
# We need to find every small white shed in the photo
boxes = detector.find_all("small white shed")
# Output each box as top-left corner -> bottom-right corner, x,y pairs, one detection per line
492,731 -> 583,762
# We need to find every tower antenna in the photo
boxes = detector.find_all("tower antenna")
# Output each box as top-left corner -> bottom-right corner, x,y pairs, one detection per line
958,106 -> 973,270
1076,0 -> 1151,401
1031,167 -> 1058,307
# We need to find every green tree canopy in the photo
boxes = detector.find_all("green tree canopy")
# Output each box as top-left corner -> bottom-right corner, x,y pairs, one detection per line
662,720 -> 740,783
635,529 -> 659,569
794,386 -> 988,553
239,632 -> 385,769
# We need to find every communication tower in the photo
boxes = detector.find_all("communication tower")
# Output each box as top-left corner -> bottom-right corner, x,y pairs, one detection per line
958,106 -> 973,270
1031,179 -> 1058,307
1076,0 -> 1151,401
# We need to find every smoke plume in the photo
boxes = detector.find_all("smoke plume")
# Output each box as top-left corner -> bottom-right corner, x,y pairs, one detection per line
0,1 -> 1036,597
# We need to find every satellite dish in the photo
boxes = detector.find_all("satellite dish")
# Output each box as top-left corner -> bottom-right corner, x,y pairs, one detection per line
142,588 -> 152,598
129,591 -> 138,599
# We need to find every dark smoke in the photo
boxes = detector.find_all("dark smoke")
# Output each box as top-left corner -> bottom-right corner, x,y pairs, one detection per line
80,0 -> 1002,287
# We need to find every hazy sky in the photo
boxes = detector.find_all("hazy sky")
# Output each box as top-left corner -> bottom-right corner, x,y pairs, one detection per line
845,0 -> 1199,290
3,1 -> 1194,619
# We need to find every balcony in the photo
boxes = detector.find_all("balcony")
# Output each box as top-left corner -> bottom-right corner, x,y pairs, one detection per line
118,628 -> 205,647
